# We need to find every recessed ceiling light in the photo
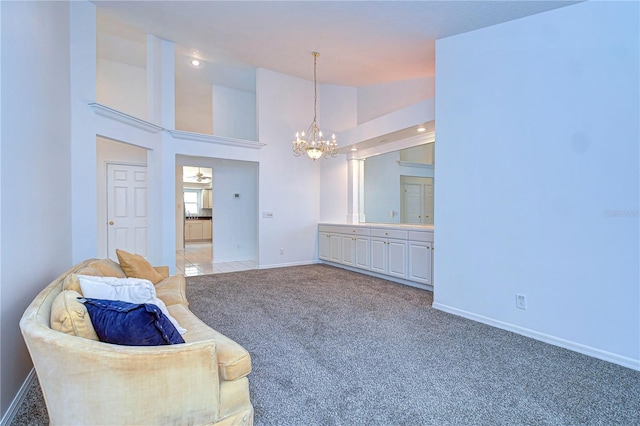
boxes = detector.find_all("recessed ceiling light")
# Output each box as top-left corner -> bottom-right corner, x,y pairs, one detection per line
351,147 -> 358,152
190,58 -> 202,68
417,126 -> 426,132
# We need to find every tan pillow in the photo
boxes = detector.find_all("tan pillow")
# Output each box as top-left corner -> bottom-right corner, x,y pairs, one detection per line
116,249 -> 164,284
62,267 -> 104,293
50,290 -> 99,340
88,259 -> 126,278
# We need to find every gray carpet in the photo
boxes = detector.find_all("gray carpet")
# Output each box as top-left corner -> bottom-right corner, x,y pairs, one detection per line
10,264 -> 640,425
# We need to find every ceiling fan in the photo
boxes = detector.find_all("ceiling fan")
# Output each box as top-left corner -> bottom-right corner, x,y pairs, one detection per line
188,168 -> 211,182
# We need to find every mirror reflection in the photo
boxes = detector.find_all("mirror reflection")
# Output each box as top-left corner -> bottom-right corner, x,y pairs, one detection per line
362,143 -> 434,225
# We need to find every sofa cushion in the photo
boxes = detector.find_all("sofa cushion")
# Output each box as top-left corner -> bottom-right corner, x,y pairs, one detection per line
62,267 -> 104,293
168,304 -> 251,381
82,298 -> 185,346
116,249 -> 164,284
78,275 -> 186,334
88,259 -> 126,278
155,274 -> 189,307
50,290 -> 99,340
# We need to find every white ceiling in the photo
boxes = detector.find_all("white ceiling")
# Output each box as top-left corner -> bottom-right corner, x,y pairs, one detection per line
92,0 -> 579,88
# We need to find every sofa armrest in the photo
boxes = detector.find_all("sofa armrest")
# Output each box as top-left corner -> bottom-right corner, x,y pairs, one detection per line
154,265 -> 170,279
156,274 -> 189,307
21,318 -> 221,425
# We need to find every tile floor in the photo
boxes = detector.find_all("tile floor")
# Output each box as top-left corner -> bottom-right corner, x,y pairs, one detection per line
176,242 -> 257,276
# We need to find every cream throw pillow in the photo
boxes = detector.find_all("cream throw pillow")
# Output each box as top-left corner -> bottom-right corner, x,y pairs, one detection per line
50,290 -> 99,340
116,249 -> 164,284
62,267 -> 104,293
77,275 -> 186,334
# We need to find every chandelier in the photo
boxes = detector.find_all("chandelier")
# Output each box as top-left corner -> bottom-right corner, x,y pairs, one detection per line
293,52 -> 339,160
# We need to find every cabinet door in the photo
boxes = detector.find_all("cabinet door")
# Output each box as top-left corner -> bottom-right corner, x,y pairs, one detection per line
387,239 -> 408,278
354,236 -> 370,270
370,238 -> 387,274
329,234 -> 341,263
185,223 -> 192,240
408,241 -> 432,285
319,233 -> 331,261
341,236 -> 355,266
203,220 -> 212,240
201,190 -> 212,209
190,221 -> 204,240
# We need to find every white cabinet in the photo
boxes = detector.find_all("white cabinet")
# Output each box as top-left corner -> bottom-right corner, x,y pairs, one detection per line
341,234 -> 370,270
407,230 -> 433,285
319,224 -> 434,289
370,228 -> 408,279
319,232 -> 331,261
408,241 -> 433,285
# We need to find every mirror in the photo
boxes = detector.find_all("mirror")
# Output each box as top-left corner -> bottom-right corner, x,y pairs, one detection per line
362,142 -> 434,225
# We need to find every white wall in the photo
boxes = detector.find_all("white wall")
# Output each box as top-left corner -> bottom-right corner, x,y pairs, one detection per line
318,83 -> 356,224
97,58 -> 146,119
0,0 -> 72,416
210,158 -> 258,262
175,78 -> 212,134
357,77 -> 434,124
434,1 -> 639,369
256,69 -> 325,266
212,85 -> 257,141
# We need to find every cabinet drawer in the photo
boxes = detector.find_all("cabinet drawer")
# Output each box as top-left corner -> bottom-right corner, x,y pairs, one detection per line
370,228 -> 408,240
343,227 -> 370,236
319,225 -> 344,234
408,231 -> 434,242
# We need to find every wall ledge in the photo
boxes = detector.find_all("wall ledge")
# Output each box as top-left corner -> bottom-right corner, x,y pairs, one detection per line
167,129 -> 265,149
88,102 -> 163,133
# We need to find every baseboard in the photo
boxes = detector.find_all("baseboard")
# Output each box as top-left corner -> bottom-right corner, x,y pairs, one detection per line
258,260 -> 319,269
0,368 -> 36,426
320,261 -> 433,292
432,302 -> 640,371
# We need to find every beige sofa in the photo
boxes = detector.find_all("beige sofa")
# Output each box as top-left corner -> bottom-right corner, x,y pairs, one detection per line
20,258 -> 253,426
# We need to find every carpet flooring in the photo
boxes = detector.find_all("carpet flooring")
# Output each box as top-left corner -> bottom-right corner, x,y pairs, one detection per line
10,264 -> 640,425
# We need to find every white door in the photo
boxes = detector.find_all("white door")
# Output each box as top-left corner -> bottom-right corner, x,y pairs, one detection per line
403,182 -> 423,224
401,177 -> 434,225
424,179 -> 434,225
107,164 -> 148,261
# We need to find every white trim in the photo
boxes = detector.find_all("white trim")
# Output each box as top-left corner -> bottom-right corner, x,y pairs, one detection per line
353,133 -> 434,160
167,129 -> 266,149
432,302 -> 640,371
320,260 -> 433,291
398,161 -> 434,171
0,368 -> 37,426
88,102 -> 163,133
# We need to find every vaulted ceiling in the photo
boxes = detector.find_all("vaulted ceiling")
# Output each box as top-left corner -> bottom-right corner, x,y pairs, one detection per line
93,1 -> 578,88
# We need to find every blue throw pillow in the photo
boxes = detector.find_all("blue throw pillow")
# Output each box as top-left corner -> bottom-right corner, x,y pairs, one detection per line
81,298 -> 185,346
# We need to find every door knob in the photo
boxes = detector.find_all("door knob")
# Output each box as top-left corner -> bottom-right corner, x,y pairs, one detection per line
108,221 -> 114,225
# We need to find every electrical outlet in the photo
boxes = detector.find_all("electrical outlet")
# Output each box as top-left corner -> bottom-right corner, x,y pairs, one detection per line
280,248 -> 284,255
516,294 -> 527,310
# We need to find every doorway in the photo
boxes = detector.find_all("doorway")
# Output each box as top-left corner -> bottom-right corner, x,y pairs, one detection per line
175,156 -> 259,276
